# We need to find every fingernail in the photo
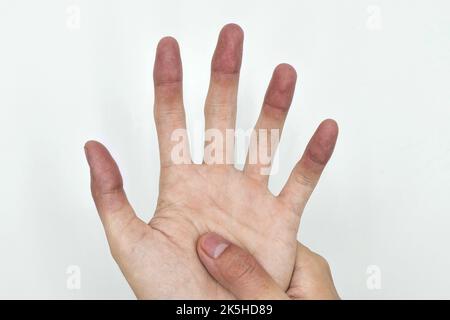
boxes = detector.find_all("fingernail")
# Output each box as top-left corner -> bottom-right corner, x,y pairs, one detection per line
201,233 -> 230,259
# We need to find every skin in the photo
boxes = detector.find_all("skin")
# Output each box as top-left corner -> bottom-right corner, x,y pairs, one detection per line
84,23 -> 339,299
197,232 -> 339,299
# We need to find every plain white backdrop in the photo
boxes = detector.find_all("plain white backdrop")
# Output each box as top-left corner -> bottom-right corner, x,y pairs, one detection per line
1,0 -> 449,299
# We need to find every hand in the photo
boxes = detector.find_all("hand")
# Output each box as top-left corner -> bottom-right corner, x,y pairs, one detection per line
84,23 -> 338,299
197,233 -> 339,299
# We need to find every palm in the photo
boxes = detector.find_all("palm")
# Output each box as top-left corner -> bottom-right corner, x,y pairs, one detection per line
85,24 -> 338,299
148,165 -> 299,298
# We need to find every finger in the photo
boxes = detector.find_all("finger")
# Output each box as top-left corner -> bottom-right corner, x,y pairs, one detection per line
197,233 -> 289,300
84,141 -> 137,236
292,243 -> 340,299
244,64 -> 297,183
153,37 -> 190,167
204,24 -> 243,165
278,119 -> 338,214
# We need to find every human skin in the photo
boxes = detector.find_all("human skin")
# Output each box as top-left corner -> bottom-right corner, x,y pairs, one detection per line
84,23 -> 339,299
197,232 -> 339,299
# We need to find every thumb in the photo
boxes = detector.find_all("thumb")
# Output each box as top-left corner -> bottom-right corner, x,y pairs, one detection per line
197,233 -> 289,300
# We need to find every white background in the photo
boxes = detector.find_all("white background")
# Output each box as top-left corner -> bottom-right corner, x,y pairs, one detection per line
1,0 -> 449,299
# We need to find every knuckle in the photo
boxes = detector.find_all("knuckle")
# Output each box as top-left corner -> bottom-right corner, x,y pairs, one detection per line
204,102 -> 235,121
293,170 -> 315,188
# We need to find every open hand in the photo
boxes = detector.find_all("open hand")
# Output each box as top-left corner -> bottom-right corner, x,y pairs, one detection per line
84,24 -> 338,299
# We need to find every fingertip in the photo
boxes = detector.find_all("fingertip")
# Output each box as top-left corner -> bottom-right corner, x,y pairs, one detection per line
84,140 -> 105,166
320,119 -> 339,136
154,36 -> 182,84
220,23 -> 244,41
264,64 -> 297,111
83,141 -> 122,185
84,140 -> 102,152
211,23 -> 244,74
306,120 -> 339,166
317,119 -> 339,146
273,63 -> 297,84
197,233 -> 209,255
156,36 -> 180,54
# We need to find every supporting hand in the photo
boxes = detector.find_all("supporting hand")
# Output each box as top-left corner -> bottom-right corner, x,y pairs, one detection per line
197,232 -> 339,299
